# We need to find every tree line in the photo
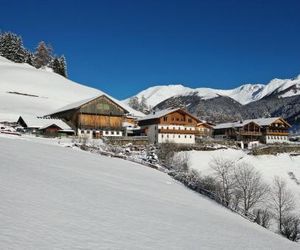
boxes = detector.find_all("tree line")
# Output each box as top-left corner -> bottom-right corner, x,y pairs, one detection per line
0,31 -> 67,77
158,143 -> 300,242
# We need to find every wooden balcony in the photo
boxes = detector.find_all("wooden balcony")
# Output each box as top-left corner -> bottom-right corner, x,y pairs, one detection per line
158,128 -> 197,135
265,130 -> 289,136
237,130 -> 262,136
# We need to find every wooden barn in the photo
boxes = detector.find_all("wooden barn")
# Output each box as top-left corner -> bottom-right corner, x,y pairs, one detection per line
47,95 -> 129,138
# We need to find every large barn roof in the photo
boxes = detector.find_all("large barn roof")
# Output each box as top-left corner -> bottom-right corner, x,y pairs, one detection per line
47,94 -> 130,116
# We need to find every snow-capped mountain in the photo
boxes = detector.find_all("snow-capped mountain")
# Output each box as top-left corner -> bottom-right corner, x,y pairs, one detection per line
123,75 -> 300,107
0,56 -> 144,121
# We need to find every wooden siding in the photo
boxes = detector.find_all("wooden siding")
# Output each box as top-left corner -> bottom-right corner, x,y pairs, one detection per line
159,111 -> 199,126
78,114 -> 123,129
79,96 -> 125,116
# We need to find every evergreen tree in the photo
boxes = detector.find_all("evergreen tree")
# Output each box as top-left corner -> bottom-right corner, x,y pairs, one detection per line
24,49 -> 34,66
51,57 -> 60,73
0,32 -> 26,63
33,41 -> 52,68
58,55 -> 67,77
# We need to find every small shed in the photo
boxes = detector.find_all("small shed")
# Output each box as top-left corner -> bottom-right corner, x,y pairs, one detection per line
17,115 -> 74,136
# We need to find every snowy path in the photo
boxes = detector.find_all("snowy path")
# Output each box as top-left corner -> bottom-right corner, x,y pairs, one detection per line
0,136 -> 298,249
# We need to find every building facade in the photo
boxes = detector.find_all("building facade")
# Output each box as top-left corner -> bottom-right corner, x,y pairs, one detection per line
138,108 -> 200,144
213,117 -> 290,145
48,95 -> 129,139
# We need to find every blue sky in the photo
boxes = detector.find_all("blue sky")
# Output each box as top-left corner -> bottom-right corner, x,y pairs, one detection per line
1,0 -> 300,99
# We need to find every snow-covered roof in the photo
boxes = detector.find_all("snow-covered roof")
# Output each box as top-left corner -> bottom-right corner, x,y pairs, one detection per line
214,117 -> 289,129
138,108 -> 181,121
47,95 -> 129,115
19,115 -> 72,131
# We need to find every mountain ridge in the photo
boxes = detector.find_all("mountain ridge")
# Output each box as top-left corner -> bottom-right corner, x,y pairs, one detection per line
123,75 -> 300,107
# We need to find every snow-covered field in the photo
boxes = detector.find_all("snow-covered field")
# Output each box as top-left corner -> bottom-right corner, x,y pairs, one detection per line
0,135 -> 298,249
0,56 -> 143,122
180,148 -> 300,208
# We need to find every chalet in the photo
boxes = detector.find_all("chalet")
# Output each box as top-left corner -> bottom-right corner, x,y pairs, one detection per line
17,115 -> 74,136
47,95 -> 129,138
138,108 -> 201,144
214,117 -> 291,144
196,122 -> 214,138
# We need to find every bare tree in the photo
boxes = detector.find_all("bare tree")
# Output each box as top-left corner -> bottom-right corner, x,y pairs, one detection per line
233,163 -> 269,216
253,209 -> 272,229
270,176 -> 296,233
171,152 -> 189,172
210,157 -> 235,206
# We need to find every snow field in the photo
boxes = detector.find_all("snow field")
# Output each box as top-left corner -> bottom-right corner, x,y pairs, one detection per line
0,136 -> 298,249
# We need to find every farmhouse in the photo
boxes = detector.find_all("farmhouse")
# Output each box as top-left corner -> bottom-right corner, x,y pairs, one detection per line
47,95 -> 129,138
196,122 -> 214,138
214,117 -> 291,144
17,115 -> 74,136
138,108 -> 201,144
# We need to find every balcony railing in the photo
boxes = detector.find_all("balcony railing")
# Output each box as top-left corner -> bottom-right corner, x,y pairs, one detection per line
265,130 -> 289,136
237,130 -> 262,136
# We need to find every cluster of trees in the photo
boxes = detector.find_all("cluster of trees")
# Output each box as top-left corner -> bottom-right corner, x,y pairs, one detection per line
0,31 -> 67,77
162,147 -> 300,242
128,95 -> 149,113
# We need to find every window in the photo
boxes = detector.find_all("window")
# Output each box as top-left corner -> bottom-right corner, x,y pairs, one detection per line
176,118 -> 179,121
163,116 -> 168,121
86,130 -> 90,134
178,135 -> 181,138
185,135 -> 187,138
190,136 -> 192,138
117,131 -> 120,135
161,134 -> 164,138
81,130 -> 84,133
185,127 -> 187,130
188,118 -> 192,123
167,135 -> 169,138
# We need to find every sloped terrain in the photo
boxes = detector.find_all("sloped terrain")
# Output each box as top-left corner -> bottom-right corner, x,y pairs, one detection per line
0,135 -> 298,249
0,56 -> 143,121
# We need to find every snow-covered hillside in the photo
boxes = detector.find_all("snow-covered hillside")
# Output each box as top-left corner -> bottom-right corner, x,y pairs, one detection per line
123,75 -> 300,107
0,56 -> 143,121
0,135 -> 298,250
179,149 -> 300,209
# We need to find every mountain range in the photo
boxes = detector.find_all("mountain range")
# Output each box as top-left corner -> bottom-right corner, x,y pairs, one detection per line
123,76 -> 300,126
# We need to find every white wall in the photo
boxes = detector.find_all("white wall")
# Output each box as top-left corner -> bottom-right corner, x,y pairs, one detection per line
78,129 -> 123,138
265,135 -> 289,144
157,133 -> 195,144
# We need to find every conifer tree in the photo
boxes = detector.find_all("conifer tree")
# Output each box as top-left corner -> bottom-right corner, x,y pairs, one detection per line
0,32 -> 26,63
58,55 -> 67,77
